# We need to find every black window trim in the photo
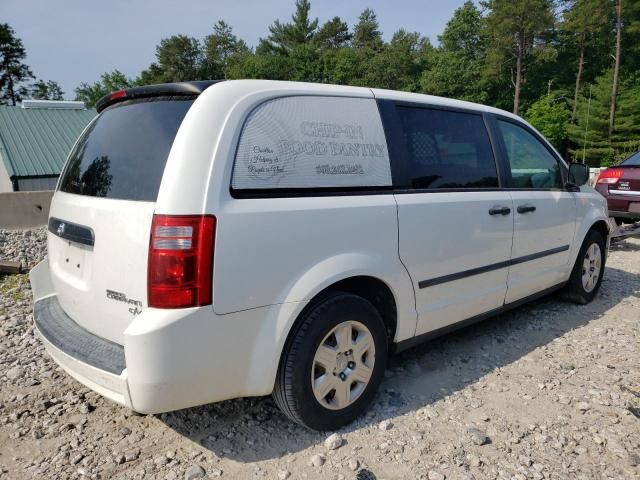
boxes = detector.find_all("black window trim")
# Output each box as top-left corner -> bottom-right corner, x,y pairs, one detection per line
378,99 -> 504,193
489,114 -> 570,191
227,97 -> 572,200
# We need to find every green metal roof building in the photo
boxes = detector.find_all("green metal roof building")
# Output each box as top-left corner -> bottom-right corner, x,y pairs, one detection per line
0,100 -> 96,192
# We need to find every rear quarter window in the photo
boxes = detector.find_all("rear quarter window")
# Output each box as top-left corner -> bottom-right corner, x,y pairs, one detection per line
59,97 -> 194,201
392,106 -> 499,190
231,96 -> 392,191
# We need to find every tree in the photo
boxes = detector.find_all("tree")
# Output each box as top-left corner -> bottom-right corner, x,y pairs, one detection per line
30,79 -> 64,100
154,35 -> 203,82
560,0 -> 612,123
609,0 -> 622,137
568,71 -> 614,166
259,0 -> 318,54
352,9 -> 383,50
366,30 -> 428,91
609,75 -> 640,160
225,50 -> 293,80
203,20 -> 248,79
0,23 -> 34,105
420,1 -> 487,102
525,93 -> 571,151
75,70 -> 132,108
315,16 -> 351,49
483,0 -> 556,114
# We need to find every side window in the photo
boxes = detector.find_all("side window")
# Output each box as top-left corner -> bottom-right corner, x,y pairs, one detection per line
394,107 -> 499,189
231,96 -> 392,190
497,120 -> 563,189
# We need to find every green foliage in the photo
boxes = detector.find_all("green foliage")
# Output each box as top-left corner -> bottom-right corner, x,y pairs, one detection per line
609,75 -> 640,162
315,17 -> 351,49
30,79 -> 64,100
525,93 -> 571,151
59,0 -> 639,166
74,70 -> 132,108
260,0 -> 318,54
483,0 -> 556,113
202,20 -> 249,79
145,35 -> 203,83
352,9 -> 383,51
0,23 -> 34,105
568,71 -> 616,166
420,1 -> 487,102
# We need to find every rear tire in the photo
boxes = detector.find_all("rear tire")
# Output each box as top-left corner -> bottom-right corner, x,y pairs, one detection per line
562,229 -> 606,304
273,292 -> 387,431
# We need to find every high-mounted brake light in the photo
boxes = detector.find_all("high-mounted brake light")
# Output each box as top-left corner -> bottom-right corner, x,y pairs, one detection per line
148,215 -> 216,308
110,90 -> 127,101
596,168 -> 623,184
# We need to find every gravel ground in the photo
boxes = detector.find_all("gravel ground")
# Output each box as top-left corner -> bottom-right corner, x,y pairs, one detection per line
0,228 -> 639,480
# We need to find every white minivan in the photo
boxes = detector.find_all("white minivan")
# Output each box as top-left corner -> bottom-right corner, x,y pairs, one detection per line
30,80 -> 609,430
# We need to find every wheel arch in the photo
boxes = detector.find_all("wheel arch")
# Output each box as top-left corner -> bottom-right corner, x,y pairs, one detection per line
570,211 -> 610,269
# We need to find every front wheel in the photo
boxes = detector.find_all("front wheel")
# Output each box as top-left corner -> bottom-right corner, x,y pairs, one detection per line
562,230 -> 606,304
273,292 -> 388,431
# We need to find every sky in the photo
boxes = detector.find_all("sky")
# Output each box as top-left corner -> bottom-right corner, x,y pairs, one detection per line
1,0 -> 472,99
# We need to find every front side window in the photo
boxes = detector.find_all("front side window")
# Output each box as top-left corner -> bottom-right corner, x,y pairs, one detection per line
395,107 -> 499,189
232,96 -> 392,190
498,120 -> 563,189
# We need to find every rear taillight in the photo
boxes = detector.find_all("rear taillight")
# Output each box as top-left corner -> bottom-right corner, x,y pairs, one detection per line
597,168 -> 623,184
148,215 -> 216,308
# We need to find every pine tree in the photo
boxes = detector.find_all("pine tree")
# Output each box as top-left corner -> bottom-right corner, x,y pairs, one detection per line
420,1 -> 487,102
560,0 -> 612,123
315,17 -> 351,49
30,79 -> 64,100
569,70 -> 640,166
609,76 -> 640,160
568,71 -> 615,166
483,0 -> 556,114
203,20 -> 248,79
352,9 -> 383,51
260,0 -> 318,54
0,23 -> 34,105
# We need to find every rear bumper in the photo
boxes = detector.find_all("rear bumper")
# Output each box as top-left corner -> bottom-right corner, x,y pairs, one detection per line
29,259 -> 305,414
30,260 -> 132,407
34,299 -> 131,407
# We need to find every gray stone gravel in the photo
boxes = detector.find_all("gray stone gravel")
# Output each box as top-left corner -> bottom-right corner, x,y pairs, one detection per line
0,229 -> 639,479
0,227 -> 47,269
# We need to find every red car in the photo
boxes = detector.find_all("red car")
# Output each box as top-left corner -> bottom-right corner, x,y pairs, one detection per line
595,151 -> 640,224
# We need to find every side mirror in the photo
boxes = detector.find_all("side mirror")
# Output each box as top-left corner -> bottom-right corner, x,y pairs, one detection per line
568,162 -> 589,187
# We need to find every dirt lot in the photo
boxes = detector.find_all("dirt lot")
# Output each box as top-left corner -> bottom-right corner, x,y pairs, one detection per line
0,230 -> 639,480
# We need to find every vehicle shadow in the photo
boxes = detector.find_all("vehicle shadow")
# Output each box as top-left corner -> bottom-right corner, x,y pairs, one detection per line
159,265 -> 639,462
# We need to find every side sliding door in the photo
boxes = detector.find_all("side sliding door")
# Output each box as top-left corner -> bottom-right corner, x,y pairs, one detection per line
379,101 -> 514,337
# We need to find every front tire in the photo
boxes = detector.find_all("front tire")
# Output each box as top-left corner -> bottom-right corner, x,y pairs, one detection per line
273,292 -> 388,431
562,229 -> 606,304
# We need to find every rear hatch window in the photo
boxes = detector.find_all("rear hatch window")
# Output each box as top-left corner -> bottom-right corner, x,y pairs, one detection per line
59,97 -> 194,201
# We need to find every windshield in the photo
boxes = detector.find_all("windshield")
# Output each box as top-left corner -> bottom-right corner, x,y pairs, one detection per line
59,97 -> 194,201
621,151 -> 640,166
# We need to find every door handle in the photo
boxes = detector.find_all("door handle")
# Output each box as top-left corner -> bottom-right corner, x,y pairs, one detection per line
488,206 -> 511,216
517,204 -> 537,214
